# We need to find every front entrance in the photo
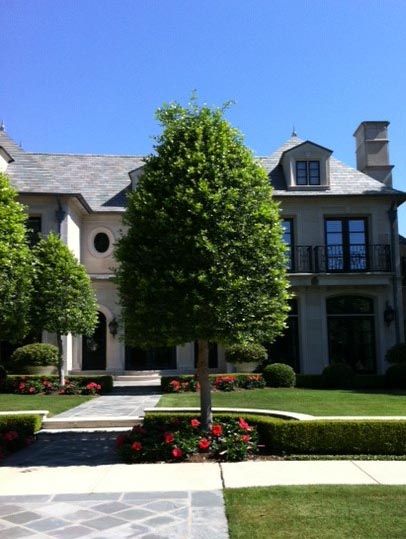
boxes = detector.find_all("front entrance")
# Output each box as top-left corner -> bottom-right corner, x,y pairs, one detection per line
327,296 -> 376,373
82,312 -> 107,370
125,346 -> 177,370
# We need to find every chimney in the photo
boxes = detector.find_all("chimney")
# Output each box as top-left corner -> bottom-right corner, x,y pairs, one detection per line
353,121 -> 394,187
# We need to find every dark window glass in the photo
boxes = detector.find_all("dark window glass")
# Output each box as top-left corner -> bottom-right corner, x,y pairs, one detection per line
265,298 -> 300,372
295,161 -> 320,185
327,296 -> 376,373
325,218 -> 368,272
125,346 -> 177,370
27,216 -> 42,247
194,342 -> 218,369
94,232 -> 110,253
282,219 -> 294,271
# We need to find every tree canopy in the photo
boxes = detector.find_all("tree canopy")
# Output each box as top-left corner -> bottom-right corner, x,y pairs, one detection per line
0,172 -> 32,342
31,232 -> 98,383
116,101 -> 291,348
116,100 -> 291,427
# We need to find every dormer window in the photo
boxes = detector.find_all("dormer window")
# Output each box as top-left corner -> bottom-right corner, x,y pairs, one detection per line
296,160 -> 320,185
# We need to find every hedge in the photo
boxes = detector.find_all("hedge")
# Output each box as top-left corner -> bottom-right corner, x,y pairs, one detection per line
1,375 -> 114,394
161,373 -> 265,392
0,414 -> 42,462
145,411 -> 406,456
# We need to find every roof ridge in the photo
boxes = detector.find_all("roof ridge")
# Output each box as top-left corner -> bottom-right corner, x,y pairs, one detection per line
27,152 -> 146,158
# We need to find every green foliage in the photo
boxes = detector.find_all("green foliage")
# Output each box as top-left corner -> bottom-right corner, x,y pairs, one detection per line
11,343 -> 59,368
0,414 -> 41,461
295,374 -> 325,389
115,100 -> 290,349
385,343 -> 406,364
0,173 -> 32,342
295,374 -> 387,390
0,365 -> 7,384
259,420 -> 406,455
1,374 -> 113,394
117,414 -> 259,463
161,373 -> 265,392
263,363 -> 296,387
322,363 -> 354,388
386,364 -> 406,389
225,342 -> 267,364
31,233 -> 98,338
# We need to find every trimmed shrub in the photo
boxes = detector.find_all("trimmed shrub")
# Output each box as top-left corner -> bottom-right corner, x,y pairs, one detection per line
385,343 -> 406,364
322,363 -> 354,389
160,373 -> 266,393
11,343 -> 59,369
386,364 -> 406,389
259,420 -> 406,455
352,374 -> 387,390
263,363 -> 296,387
1,374 -> 113,395
0,414 -> 41,462
225,343 -> 267,365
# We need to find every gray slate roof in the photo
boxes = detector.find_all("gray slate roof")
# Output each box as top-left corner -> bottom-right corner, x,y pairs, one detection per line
259,135 -> 404,197
1,130 -> 404,213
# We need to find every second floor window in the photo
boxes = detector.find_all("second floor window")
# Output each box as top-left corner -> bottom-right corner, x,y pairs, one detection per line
325,218 -> 368,271
282,218 -> 294,271
296,160 -> 320,185
27,216 -> 42,247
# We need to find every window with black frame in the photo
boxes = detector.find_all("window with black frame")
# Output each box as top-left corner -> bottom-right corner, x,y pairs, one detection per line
194,342 -> 218,369
282,218 -> 294,271
265,298 -> 300,372
325,218 -> 368,272
296,160 -> 320,185
327,296 -> 376,373
26,216 -> 42,247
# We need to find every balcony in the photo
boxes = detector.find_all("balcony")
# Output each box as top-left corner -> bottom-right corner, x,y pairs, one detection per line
288,244 -> 391,273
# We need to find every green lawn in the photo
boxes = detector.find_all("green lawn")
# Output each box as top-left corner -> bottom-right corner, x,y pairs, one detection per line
0,394 -> 93,416
225,485 -> 406,538
158,388 -> 406,416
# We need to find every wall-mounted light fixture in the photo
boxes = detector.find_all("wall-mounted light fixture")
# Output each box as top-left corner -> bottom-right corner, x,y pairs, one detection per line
384,302 -> 395,326
108,317 -> 118,337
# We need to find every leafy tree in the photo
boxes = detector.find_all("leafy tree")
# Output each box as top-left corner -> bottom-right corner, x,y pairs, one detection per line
115,100 -> 290,428
31,232 -> 98,384
0,172 -> 32,342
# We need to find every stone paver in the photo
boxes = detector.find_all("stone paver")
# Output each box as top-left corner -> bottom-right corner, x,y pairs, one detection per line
0,491 -> 229,539
55,386 -> 161,419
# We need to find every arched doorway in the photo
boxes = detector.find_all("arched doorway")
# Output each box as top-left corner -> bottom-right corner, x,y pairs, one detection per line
82,311 -> 107,370
327,295 -> 376,373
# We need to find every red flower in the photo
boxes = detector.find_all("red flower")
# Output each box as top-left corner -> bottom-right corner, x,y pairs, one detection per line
171,447 -> 183,459
116,434 -> 127,448
131,441 -> 142,452
169,380 -> 181,392
198,438 -> 211,452
190,418 -> 201,428
29,387 -> 36,394
241,434 -> 251,443
211,424 -> 223,437
238,418 -> 252,432
19,383 -> 25,390
164,432 -> 175,444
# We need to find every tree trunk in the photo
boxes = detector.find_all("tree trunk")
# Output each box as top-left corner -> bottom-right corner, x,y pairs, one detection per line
56,332 -> 65,386
196,339 -> 212,430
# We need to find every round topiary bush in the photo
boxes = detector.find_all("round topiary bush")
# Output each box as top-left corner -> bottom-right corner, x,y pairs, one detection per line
386,363 -> 406,389
385,343 -> 406,364
226,343 -> 267,364
322,363 -> 354,389
11,343 -> 59,373
263,363 -> 296,387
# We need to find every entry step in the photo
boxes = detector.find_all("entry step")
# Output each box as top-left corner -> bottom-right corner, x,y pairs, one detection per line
42,416 -> 142,430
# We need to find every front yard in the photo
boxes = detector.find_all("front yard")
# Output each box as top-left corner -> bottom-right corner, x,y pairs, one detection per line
158,388 -> 406,416
0,394 -> 93,417
224,485 -> 406,538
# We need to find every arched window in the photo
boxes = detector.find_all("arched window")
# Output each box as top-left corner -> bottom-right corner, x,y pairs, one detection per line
327,296 -> 376,373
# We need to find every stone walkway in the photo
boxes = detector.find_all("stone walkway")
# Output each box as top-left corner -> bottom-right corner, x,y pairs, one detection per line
54,386 -> 161,419
0,490 -> 228,539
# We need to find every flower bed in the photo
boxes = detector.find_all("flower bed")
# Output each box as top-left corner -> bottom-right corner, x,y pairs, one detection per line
116,415 -> 259,463
0,414 -> 41,463
161,374 -> 265,393
0,375 -> 110,395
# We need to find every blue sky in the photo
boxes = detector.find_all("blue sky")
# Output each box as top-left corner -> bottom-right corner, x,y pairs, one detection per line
2,0 -> 406,230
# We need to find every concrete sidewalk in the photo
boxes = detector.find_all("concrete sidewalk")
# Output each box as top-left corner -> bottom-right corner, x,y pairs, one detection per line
1,460 -> 406,496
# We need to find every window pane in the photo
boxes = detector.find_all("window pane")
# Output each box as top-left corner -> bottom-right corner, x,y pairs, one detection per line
296,161 -> 307,171
27,216 -> 42,247
94,232 -> 110,253
349,220 -> 365,232
326,220 -> 342,233
327,296 -> 374,315
349,232 -> 366,245
326,233 -> 343,245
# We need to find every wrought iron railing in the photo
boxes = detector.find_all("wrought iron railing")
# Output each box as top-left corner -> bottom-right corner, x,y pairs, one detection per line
287,244 -> 391,273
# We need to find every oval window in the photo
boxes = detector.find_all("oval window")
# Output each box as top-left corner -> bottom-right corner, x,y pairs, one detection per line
94,232 -> 110,254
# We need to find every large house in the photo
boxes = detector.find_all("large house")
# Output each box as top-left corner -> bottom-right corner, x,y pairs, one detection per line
0,121 -> 404,375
